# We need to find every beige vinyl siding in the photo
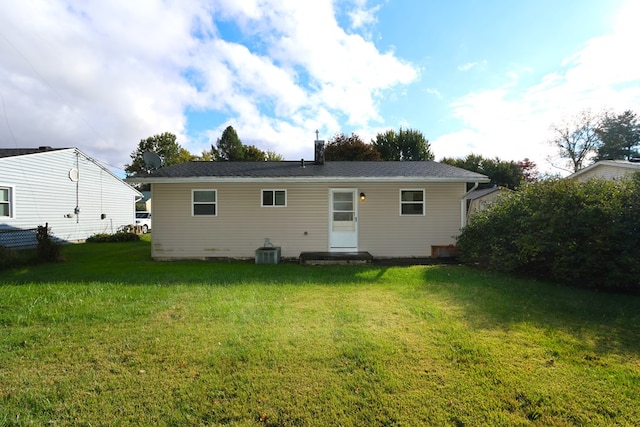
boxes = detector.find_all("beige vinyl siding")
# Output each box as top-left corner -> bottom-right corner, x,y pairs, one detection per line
358,182 -> 465,257
573,164 -> 640,182
152,182 -> 329,259
151,181 -> 466,259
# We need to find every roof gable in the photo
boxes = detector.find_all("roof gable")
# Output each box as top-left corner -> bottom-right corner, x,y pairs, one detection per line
0,147 -> 68,158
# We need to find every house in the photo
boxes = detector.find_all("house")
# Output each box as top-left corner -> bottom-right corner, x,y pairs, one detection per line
0,147 -> 142,247
137,190 -> 152,212
567,159 -> 640,182
128,142 -> 489,260
464,186 -> 511,223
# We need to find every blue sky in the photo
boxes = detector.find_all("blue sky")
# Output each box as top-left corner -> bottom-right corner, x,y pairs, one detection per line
0,0 -> 638,175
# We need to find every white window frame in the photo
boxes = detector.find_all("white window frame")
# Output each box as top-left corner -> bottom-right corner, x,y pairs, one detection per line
192,189 -> 217,216
261,189 -> 287,207
400,189 -> 425,216
0,185 -> 14,219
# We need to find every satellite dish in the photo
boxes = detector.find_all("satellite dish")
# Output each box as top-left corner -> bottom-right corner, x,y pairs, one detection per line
142,152 -> 163,171
68,168 -> 79,182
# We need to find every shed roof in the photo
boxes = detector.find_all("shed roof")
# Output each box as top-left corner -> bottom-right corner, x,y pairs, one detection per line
463,186 -> 508,201
127,160 -> 490,184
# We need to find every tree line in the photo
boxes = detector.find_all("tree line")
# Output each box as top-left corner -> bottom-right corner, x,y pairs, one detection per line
127,108 -> 640,186
125,125 -> 536,189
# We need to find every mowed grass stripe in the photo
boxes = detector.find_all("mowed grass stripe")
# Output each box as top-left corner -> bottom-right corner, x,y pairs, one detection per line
1,238 -> 639,425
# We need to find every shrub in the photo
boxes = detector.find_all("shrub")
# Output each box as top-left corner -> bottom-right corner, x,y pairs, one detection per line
458,175 -> 640,292
36,224 -> 62,262
87,232 -> 140,243
0,245 -> 24,270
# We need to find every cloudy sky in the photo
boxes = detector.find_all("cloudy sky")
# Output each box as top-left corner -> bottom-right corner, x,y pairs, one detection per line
1,0 -> 638,175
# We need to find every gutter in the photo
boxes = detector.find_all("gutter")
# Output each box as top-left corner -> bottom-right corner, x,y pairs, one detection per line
126,176 -> 491,185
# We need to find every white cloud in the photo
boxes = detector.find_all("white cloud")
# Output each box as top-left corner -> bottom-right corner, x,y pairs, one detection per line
0,0 -> 418,169
457,60 -> 487,72
348,4 -> 381,30
435,0 -> 640,174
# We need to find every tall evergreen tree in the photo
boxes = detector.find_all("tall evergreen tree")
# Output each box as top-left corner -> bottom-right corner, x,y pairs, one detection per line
595,110 -> 640,161
215,126 -> 245,161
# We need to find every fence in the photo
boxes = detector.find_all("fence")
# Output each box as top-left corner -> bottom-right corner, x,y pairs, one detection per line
0,227 -> 39,249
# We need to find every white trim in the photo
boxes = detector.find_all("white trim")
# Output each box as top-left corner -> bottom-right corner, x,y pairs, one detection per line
192,189 -> 217,217
0,184 -> 14,220
261,189 -> 287,207
329,188 -> 358,251
399,188 -> 425,216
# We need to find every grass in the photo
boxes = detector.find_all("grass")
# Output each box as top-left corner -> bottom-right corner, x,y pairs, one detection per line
1,236 -> 639,426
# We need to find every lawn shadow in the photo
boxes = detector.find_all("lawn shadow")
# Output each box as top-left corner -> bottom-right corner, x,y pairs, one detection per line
0,239 -> 398,288
420,265 -> 640,359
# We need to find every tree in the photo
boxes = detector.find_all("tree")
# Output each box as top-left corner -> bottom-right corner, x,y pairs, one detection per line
595,110 -> 640,161
324,133 -> 382,161
549,110 -> 602,173
199,148 -> 215,161
372,128 -> 434,161
125,132 -> 185,176
177,148 -> 196,163
517,158 -> 539,183
266,150 -> 284,161
441,154 -> 524,189
243,145 -> 267,161
215,126 -> 245,161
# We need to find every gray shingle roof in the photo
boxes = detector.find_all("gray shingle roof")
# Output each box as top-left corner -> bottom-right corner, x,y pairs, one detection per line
463,186 -> 510,200
131,160 -> 489,183
0,147 -> 67,158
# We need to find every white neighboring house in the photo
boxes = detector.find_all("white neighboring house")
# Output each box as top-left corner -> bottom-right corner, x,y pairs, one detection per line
0,147 -> 142,247
567,159 -> 640,182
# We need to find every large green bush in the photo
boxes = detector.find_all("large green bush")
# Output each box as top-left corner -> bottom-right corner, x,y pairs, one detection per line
458,175 -> 640,291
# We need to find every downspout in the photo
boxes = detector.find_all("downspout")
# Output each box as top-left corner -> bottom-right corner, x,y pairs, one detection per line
460,182 -> 480,228
75,150 -> 80,224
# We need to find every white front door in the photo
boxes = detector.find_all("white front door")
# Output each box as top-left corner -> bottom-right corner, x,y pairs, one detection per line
329,189 -> 358,251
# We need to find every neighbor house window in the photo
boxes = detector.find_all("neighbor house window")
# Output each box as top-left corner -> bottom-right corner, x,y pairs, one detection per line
262,189 -> 286,207
0,186 -> 12,218
192,190 -> 217,216
400,189 -> 424,216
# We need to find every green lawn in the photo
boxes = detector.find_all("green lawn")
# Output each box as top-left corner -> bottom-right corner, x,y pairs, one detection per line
1,237 -> 639,426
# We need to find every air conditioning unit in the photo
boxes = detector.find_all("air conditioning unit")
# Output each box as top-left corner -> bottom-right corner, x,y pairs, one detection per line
255,247 -> 281,264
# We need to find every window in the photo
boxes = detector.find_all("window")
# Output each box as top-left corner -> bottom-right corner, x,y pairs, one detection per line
0,186 -> 12,218
192,190 -> 217,216
262,190 -> 286,207
400,189 -> 424,216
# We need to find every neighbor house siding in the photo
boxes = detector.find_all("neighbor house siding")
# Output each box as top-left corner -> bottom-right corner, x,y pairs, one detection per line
151,181 -> 466,259
572,164 -> 639,182
0,149 -> 140,246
